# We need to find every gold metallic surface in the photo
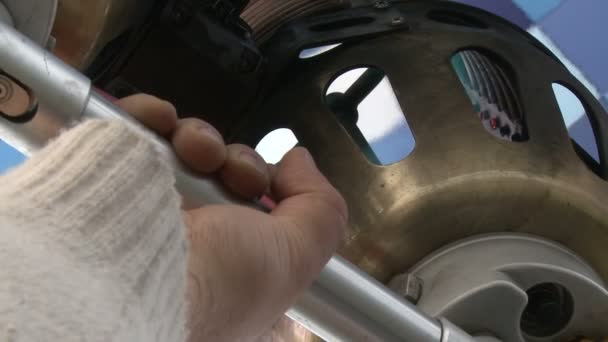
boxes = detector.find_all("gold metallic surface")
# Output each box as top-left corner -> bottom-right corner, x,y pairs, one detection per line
235,2 -> 608,340
51,0 -> 145,70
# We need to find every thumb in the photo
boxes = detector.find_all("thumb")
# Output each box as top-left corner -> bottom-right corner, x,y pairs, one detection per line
271,147 -> 348,289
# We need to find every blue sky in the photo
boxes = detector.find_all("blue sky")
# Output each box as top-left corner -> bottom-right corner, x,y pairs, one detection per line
0,140 -> 25,173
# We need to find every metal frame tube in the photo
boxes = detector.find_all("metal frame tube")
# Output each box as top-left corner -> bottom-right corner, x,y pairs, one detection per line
0,21 -> 474,342
289,255 -> 443,341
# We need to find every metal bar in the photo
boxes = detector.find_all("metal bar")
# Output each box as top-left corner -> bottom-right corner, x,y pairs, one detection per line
288,255 -> 443,341
0,21 -> 474,342
343,67 -> 385,106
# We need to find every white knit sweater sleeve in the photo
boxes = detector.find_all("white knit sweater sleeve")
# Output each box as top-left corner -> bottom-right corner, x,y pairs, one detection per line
0,120 -> 189,342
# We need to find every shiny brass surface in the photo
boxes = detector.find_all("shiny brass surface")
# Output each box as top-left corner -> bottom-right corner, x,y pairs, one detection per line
51,0 -> 148,70
240,2 -> 608,282
294,38 -> 608,281
234,2 -> 608,340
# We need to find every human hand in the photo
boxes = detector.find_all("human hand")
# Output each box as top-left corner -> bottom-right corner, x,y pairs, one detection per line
115,94 -> 348,341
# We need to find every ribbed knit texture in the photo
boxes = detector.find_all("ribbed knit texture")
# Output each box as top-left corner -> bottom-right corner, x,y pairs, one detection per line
0,120 -> 189,342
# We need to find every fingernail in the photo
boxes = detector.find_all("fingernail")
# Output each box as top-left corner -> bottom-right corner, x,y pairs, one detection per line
301,148 -> 316,167
240,151 -> 267,175
201,125 -> 223,143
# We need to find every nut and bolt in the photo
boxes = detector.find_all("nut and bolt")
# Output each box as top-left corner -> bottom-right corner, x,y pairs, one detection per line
388,273 -> 423,304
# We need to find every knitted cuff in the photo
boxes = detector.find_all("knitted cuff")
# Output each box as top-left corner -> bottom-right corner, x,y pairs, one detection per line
0,120 -> 189,341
